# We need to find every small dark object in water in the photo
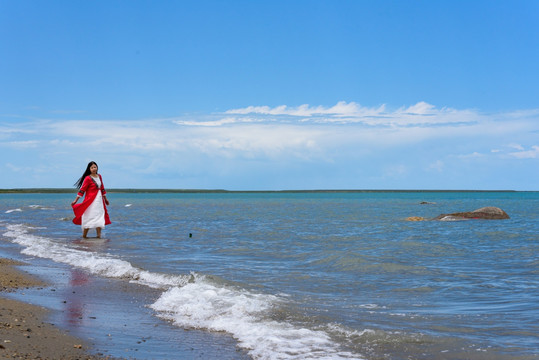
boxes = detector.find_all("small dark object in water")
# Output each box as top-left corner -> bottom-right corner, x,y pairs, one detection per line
189,233 -> 192,238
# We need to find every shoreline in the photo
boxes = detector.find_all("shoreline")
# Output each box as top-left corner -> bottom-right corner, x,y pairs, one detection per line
0,258 -> 113,360
0,188 -> 524,194
0,252 -> 249,360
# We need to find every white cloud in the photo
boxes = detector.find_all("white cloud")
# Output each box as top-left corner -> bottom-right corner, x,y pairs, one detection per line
508,143 -> 525,151
508,145 -> 539,159
401,101 -> 436,115
24,119 -> 325,160
3,102 -> 537,161
226,101 -> 386,118
2,101 -> 538,189
428,160 -> 444,172
224,101 -> 484,127
383,164 -> 409,177
4,140 -> 40,148
175,117 -> 257,127
457,152 -> 484,159
487,143 -> 539,159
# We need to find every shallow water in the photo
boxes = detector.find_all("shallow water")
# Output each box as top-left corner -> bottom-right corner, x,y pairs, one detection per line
1,191 -> 538,359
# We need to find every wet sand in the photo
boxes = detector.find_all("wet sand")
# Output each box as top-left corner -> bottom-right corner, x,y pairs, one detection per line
0,258 -> 113,359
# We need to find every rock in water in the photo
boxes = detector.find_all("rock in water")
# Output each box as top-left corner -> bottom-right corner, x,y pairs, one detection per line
405,216 -> 427,221
434,206 -> 509,220
471,207 -> 510,219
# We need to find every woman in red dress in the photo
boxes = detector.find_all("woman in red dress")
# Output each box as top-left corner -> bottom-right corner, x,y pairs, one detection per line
71,161 -> 111,238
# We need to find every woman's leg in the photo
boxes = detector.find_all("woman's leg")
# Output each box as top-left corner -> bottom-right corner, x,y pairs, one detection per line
96,227 -> 102,238
82,228 -> 89,238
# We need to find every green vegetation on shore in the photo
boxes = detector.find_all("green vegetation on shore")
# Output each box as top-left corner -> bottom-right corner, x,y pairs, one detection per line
0,188 -> 519,194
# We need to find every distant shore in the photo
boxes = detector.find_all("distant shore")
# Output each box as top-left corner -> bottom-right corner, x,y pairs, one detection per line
0,258 -> 112,359
0,188 -> 522,194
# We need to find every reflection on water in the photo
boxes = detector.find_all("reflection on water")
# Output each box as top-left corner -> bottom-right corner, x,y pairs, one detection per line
65,269 -> 90,326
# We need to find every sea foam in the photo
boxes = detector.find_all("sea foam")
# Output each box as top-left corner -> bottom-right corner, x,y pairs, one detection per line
151,284 -> 361,359
3,224 -> 191,287
5,208 -> 22,213
3,223 -> 364,360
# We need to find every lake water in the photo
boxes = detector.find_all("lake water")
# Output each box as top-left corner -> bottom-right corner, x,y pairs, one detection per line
1,191 -> 538,359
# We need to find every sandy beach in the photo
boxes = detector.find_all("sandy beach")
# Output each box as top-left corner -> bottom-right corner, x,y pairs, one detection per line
0,258 -> 113,359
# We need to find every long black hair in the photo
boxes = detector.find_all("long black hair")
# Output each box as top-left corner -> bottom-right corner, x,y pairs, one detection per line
74,161 -> 98,189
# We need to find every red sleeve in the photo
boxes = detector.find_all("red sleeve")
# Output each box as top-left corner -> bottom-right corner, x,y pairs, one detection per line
77,176 -> 90,197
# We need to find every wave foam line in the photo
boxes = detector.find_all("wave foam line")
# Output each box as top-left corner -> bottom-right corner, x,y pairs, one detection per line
3,224 -> 192,288
5,208 -> 23,213
4,224 -> 364,360
151,282 -> 361,360
151,285 -> 363,359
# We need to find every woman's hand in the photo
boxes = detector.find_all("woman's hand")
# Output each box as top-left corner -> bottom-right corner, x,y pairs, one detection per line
71,196 -> 80,206
104,197 -> 110,206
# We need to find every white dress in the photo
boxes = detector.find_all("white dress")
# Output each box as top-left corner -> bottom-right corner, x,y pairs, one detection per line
81,176 -> 105,230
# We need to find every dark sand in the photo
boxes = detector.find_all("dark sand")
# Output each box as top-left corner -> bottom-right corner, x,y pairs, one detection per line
0,258 -> 115,359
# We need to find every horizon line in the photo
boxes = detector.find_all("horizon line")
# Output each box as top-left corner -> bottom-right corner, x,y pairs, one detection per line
1,188 -> 532,194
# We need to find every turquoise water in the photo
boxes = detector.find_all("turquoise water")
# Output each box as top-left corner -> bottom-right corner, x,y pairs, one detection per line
1,191 -> 538,359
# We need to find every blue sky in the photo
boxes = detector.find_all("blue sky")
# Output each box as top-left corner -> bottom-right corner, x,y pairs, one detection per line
1,0 -> 538,190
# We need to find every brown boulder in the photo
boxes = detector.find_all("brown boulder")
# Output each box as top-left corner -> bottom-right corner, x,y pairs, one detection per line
434,207 -> 509,221
405,216 -> 427,221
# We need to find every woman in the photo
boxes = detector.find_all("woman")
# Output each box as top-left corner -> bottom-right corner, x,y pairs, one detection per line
71,161 -> 111,238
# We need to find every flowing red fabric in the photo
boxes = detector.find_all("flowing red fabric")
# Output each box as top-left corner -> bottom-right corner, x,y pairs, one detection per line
72,174 -> 111,226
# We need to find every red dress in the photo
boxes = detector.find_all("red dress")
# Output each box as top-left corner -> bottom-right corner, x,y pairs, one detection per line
72,174 -> 111,226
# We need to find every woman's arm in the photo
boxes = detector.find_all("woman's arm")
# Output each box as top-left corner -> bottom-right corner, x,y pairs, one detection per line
79,176 -> 91,195
71,195 -> 81,206
72,176 -> 90,206
99,174 -> 110,205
